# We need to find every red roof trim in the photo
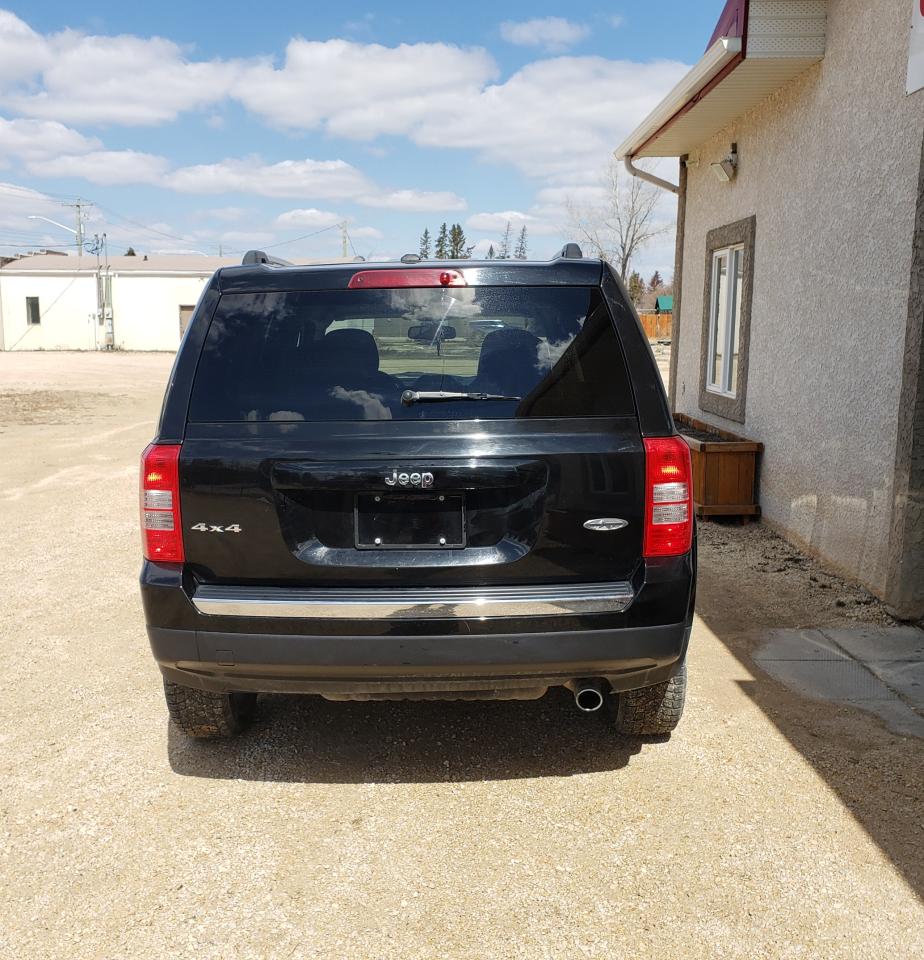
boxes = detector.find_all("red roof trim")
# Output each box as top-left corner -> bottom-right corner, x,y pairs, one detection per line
630,0 -> 750,157
707,0 -> 750,51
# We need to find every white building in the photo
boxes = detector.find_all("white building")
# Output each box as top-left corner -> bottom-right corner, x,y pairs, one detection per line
0,253 -> 347,352
616,0 -> 923,619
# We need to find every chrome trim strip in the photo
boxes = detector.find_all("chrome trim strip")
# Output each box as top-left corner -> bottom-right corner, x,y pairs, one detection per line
192,582 -> 634,620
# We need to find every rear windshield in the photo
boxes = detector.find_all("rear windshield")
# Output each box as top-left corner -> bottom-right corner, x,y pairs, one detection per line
188,286 -> 635,422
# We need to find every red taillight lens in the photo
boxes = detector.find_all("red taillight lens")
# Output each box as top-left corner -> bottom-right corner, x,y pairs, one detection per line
140,443 -> 184,562
347,269 -> 466,289
643,436 -> 693,558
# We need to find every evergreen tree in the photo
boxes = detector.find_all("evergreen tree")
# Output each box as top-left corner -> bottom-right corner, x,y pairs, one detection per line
125,246 -> 137,256
648,270 -> 663,292
487,244 -> 495,260
419,228 -> 431,259
435,222 -> 449,259
627,270 -> 645,304
448,223 -> 468,258
514,226 -> 528,260
497,221 -> 512,259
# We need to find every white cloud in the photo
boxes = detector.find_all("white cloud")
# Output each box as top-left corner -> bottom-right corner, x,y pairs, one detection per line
0,12 -> 50,86
466,210 -> 559,236
231,39 -> 497,138
0,116 -> 99,162
200,205 -> 248,222
0,15 -> 240,125
28,149 -> 169,184
349,225 -> 384,240
357,189 -> 465,212
0,15 -> 691,201
608,15 -> 625,30
275,207 -> 344,228
166,157 -> 373,199
0,180 -> 64,236
499,17 -> 589,53
411,56 -> 690,182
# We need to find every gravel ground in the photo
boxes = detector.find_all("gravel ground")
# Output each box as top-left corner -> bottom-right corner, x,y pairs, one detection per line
1,352 -> 923,960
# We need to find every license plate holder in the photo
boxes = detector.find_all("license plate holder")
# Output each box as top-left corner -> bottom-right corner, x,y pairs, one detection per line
355,494 -> 465,549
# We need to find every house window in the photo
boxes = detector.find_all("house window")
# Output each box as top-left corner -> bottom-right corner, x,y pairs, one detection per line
699,216 -> 755,423
706,245 -> 744,396
26,296 -> 40,325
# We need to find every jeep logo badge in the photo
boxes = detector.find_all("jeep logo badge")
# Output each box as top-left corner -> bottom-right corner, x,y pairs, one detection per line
385,469 -> 434,488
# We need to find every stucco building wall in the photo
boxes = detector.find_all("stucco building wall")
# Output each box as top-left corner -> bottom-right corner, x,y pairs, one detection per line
0,274 -> 98,351
674,0 -> 924,599
110,275 -> 210,351
0,269 -> 212,351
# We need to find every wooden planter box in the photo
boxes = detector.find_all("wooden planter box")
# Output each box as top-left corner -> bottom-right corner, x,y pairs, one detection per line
674,413 -> 763,519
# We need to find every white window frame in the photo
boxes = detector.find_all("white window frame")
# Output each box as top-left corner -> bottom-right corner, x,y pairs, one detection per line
705,243 -> 743,397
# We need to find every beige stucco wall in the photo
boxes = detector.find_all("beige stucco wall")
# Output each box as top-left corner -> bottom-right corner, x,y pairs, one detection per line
674,0 -> 924,597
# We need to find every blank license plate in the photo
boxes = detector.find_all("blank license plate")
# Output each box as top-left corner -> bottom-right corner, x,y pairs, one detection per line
355,494 -> 465,549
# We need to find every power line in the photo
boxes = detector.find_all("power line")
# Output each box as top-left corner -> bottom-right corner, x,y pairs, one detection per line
222,222 -> 343,254
0,183 -> 84,203
93,202 -> 203,247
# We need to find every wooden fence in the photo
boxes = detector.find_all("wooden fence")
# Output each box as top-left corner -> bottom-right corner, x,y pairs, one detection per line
638,312 -> 672,341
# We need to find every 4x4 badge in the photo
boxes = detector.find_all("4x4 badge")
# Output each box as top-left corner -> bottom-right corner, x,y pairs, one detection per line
384,469 -> 434,488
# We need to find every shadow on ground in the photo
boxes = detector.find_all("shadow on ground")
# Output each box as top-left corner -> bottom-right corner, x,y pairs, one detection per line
167,687 -> 646,784
695,524 -> 924,902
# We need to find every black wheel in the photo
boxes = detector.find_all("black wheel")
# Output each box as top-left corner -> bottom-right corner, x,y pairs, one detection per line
163,680 -> 256,738
611,662 -> 686,736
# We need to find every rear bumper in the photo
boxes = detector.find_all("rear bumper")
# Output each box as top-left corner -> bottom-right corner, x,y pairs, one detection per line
149,621 -> 691,695
141,554 -> 694,696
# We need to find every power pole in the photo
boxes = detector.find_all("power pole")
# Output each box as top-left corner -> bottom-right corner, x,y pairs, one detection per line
341,223 -> 349,259
62,199 -> 90,258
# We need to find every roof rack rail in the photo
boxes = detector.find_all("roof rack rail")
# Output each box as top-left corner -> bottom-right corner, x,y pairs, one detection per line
556,243 -> 584,260
241,250 -> 293,267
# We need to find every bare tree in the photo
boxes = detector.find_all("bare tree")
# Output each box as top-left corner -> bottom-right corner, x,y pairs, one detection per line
566,159 -> 671,280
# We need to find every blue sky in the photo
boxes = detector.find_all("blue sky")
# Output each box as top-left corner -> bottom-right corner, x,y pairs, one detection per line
0,2 -> 721,275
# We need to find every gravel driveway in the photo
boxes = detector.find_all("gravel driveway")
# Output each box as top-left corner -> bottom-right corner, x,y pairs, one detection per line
1,352 -> 922,960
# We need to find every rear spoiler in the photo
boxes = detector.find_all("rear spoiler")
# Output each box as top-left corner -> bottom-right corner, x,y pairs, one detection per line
555,243 -> 584,259
243,246 -> 585,267
241,250 -> 292,267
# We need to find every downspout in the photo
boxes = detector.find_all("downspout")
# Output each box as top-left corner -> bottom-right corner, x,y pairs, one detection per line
623,154 -> 679,195
621,152 -> 686,413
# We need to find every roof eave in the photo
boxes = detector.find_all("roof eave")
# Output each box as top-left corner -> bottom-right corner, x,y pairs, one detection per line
614,36 -> 743,160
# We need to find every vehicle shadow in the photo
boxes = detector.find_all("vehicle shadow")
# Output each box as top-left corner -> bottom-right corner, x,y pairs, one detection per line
693,525 -> 924,902
730,669 -> 924,899
166,687 -> 647,784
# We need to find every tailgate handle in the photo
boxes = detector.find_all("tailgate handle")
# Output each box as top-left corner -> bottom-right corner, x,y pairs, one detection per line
271,460 -> 548,492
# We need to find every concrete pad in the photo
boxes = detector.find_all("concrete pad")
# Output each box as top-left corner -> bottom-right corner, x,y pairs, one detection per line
865,660 -> 924,706
754,628 -> 924,738
759,657 -> 897,702
820,625 -> 924,662
752,629 -> 851,662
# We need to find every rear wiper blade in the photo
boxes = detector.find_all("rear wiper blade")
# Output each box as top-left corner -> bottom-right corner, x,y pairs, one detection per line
401,389 -> 521,406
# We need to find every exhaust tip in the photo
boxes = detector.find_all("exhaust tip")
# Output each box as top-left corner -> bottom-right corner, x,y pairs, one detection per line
573,680 -> 606,713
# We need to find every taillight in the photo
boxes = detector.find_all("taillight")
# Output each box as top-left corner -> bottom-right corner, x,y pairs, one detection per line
348,268 -> 466,289
643,436 -> 693,558
140,443 -> 184,562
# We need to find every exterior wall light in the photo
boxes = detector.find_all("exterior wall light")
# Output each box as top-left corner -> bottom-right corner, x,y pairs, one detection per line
711,144 -> 738,182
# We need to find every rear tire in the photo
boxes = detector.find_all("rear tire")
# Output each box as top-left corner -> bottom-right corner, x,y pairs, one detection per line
611,662 -> 686,736
163,680 -> 256,738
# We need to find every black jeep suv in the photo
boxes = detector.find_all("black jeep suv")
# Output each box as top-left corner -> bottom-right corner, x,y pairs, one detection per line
140,247 -> 695,739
